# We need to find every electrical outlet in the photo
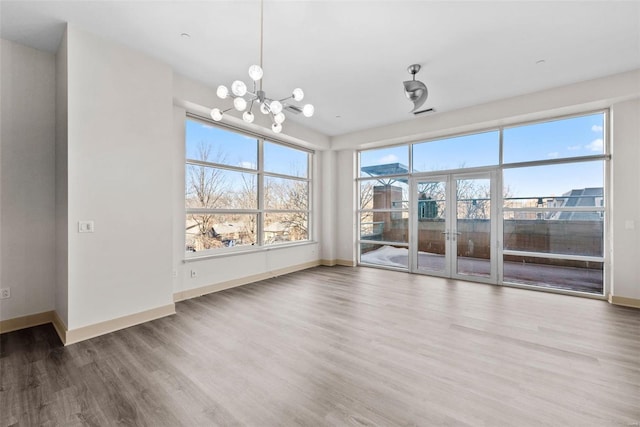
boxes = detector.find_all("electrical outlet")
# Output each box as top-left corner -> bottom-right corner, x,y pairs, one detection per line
190,270 -> 197,279
0,288 -> 10,299
172,269 -> 178,278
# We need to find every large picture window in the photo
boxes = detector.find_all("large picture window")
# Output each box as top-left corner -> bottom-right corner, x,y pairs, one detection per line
502,113 -> 606,294
356,111 -> 609,296
357,146 -> 410,269
412,130 -> 499,172
185,118 -> 312,254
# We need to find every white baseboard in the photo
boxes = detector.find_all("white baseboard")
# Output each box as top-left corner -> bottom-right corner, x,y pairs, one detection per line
0,304 -> 176,346
64,304 -> 176,345
174,260 -> 321,302
51,310 -> 67,343
0,311 -> 55,334
1,260 -> 356,344
320,259 -> 356,267
608,294 -> 640,309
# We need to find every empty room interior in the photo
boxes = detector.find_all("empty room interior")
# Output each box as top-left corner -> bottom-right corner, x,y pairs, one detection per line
1,1 -> 640,425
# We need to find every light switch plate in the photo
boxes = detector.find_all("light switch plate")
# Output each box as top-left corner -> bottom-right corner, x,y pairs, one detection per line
78,220 -> 95,233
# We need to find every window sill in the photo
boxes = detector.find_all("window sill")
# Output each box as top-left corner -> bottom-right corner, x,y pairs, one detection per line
183,240 -> 318,263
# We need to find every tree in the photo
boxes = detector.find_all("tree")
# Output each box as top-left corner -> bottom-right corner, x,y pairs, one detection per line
456,179 -> 491,220
265,179 -> 309,242
234,173 -> 258,244
185,142 -> 229,251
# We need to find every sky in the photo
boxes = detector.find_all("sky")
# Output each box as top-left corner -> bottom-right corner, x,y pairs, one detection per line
360,113 -> 605,198
187,113 -> 605,200
185,120 -> 308,179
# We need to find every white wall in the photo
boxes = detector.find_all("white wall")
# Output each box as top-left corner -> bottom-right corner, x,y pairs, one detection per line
171,106 -> 186,295
335,150 -> 356,265
320,150 -> 337,263
64,26 -> 174,329
333,70 -> 640,299
611,99 -> 640,300
55,31 -> 69,326
0,39 -> 56,321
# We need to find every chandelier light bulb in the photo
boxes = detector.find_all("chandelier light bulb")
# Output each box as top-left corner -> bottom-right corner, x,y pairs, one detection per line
292,88 -> 304,101
248,65 -> 264,81
242,111 -> 255,123
210,108 -> 223,121
270,100 -> 283,115
233,97 -> 247,111
274,112 -> 286,124
216,85 -> 229,99
302,104 -> 315,117
272,122 -> 282,133
260,103 -> 270,114
231,80 -> 247,97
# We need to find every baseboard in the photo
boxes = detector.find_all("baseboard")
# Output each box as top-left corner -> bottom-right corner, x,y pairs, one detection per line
608,294 -> 640,309
0,310 -> 55,334
51,310 -> 68,344
320,259 -> 356,267
174,260 -> 321,302
64,304 -> 176,345
2,260 -> 352,343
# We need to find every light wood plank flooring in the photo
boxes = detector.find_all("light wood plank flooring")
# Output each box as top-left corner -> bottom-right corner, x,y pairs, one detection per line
1,266 -> 639,426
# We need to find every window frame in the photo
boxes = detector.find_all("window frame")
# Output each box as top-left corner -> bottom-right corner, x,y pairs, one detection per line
185,114 -> 313,258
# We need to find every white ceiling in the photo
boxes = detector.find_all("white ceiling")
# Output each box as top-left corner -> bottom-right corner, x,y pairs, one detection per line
2,1 -> 639,137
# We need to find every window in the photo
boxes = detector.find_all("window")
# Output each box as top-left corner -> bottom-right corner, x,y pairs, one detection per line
359,146 -> 409,177
412,130 -> 499,172
357,146 -> 410,269
502,114 -> 607,294
185,118 -> 312,254
503,113 -> 604,163
355,110 -> 608,296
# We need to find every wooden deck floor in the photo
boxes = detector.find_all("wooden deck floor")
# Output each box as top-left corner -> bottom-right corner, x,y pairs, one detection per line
1,266 -> 639,426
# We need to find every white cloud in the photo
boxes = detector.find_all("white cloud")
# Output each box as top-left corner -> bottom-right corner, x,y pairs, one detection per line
591,125 -> 603,132
567,145 -> 582,151
379,154 -> 399,164
238,161 -> 256,169
585,138 -> 604,152
548,152 -> 560,159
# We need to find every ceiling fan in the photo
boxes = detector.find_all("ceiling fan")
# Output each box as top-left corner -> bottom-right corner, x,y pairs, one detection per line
403,64 -> 429,113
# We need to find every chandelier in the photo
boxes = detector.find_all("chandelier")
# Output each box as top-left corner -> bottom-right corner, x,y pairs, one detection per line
210,0 -> 314,133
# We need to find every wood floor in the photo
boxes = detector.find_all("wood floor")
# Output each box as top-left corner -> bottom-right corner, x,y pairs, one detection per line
1,266 -> 639,426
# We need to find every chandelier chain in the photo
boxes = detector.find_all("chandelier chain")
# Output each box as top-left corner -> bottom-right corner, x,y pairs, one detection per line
210,0 -> 314,132
259,0 -> 264,91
